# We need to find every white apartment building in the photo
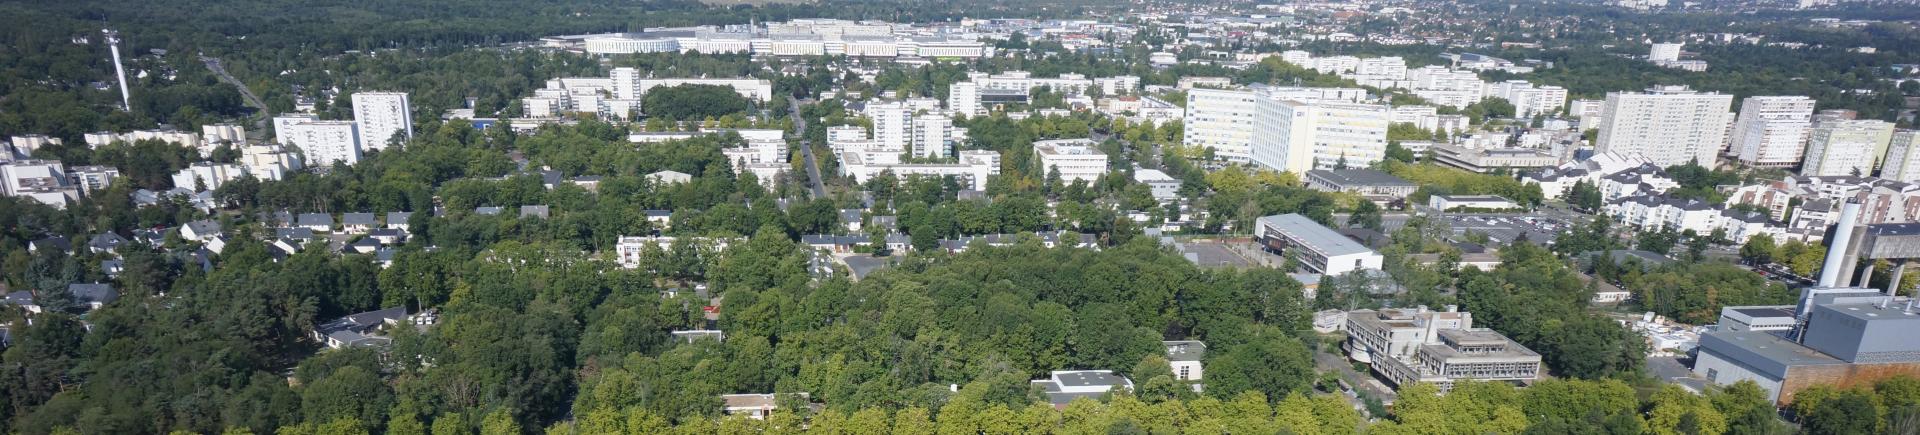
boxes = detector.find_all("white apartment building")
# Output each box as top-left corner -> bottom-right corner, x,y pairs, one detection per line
1487,81 -> 1567,118
610,67 -> 643,100
839,149 -> 1000,190
1251,97 -> 1391,174
1729,96 -> 1816,168
868,102 -> 912,151
1182,88 -> 1258,162
1801,119 -> 1895,177
352,92 -> 413,152
948,81 -> 981,117
1033,139 -> 1108,183
201,123 -> 245,145
240,144 -> 303,181
276,117 -> 362,167
1593,86 -> 1735,168
172,162 -> 244,191
1879,131 -> 1920,183
1650,43 -> 1684,62
911,114 -> 954,159
0,160 -> 78,208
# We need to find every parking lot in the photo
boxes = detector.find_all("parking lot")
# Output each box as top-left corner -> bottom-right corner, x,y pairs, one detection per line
1443,214 -> 1576,245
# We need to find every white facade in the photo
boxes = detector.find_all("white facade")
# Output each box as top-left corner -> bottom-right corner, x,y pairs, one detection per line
1879,131 -> 1920,183
1650,43 -> 1684,62
868,102 -> 912,151
240,144 -> 303,181
277,117 -> 361,167
636,78 -> 774,102
911,114 -> 954,159
839,149 -> 999,190
1251,97 -> 1391,174
1182,88 -> 1258,162
352,92 -> 413,152
1730,96 -> 1816,167
948,81 -> 981,117
172,163 -> 244,191
610,67 -> 642,100
1594,86 -> 1734,168
1801,120 -> 1895,177
1033,139 -> 1108,183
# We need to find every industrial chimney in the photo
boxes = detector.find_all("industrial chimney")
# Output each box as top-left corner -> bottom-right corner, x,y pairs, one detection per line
104,29 -> 132,112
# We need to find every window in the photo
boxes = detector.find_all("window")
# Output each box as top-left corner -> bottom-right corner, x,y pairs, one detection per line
1179,366 -> 1192,380
1707,368 -> 1719,381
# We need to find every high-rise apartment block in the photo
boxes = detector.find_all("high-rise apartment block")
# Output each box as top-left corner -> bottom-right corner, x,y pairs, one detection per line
1593,86 -> 1734,168
1730,96 -> 1816,168
352,92 -> 413,152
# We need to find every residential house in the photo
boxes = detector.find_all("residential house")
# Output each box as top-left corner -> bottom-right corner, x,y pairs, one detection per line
312,307 -> 409,349
297,213 -> 335,233
340,213 -> 377,233
1032,370 -> 1135,408
181,220 -> 223,241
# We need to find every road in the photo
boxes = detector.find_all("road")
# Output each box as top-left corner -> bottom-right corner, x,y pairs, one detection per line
1314,348 -> 1396,413
200,56 -> 273,140
789,98 -> 827,199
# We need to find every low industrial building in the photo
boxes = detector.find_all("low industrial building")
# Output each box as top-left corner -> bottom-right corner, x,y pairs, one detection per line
1253,213 -> 1384,276
1305,169 -> 1417,205
1428,194 -> 1521,211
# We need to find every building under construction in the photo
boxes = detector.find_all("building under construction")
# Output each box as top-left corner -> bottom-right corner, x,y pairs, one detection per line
1695,199 -> 1920,405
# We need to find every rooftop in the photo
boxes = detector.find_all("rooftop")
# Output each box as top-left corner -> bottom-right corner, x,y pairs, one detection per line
1164,340 -> 1206,362
1258,213 -> 1375,257
1307,169 -> 1415,187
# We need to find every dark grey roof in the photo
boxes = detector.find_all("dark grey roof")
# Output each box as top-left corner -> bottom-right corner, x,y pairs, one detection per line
183,220 -> 222,236
386,212 -> 413,224
275,227 -> 315,240
1257,214 -> 1375,257
1055,371 -> 1129,388
1698,330 -> 1845,379
1866,223 -> 1920,236
474,206 -> 505,215
520,205 -> 550,218
341,212 -> 377,225
89,233 -> 127,250
840,209 -> 864,223
644,209 -> 673,218
1721,209 -> 1769,224
30,236 -> 71,253
4,291 -> 34,306
67,283 -> 117,305
1731,306 -> 1796,319
1307,169 -> 1414,187
316,306 -> 407,335
297,213 -> 333,227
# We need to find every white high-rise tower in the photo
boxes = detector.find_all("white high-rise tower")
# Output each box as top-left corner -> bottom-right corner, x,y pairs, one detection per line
351,92 -> 413,152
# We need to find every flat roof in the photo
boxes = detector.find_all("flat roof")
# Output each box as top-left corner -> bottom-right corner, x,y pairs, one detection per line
1055,370 -> 1128,387
1699,330 -> 1847,379
1818,302 -> 1920,324
1307,169 -> 1415,187
1258,214 -> 1376,257
1164,340 -> 1206,362
1729,306 -> 1796,319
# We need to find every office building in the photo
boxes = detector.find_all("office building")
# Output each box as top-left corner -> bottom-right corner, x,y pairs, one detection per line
1801,120 -> 1894,177
0,160 -> 78,208
1344,307 -> 1541,392
352,92 -> 413,152
1253,213 -> 1384,276
1033,139 -> 1108,183
1730,96 -> 1816,168
1593,86 -> 1734,167
1878,131 -> 1920,183
1182,88 -> 1258,162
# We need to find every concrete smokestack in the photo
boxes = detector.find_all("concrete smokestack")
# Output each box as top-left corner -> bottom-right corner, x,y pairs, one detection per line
1817,199 -> 1864,287
104,29 -> 132,112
